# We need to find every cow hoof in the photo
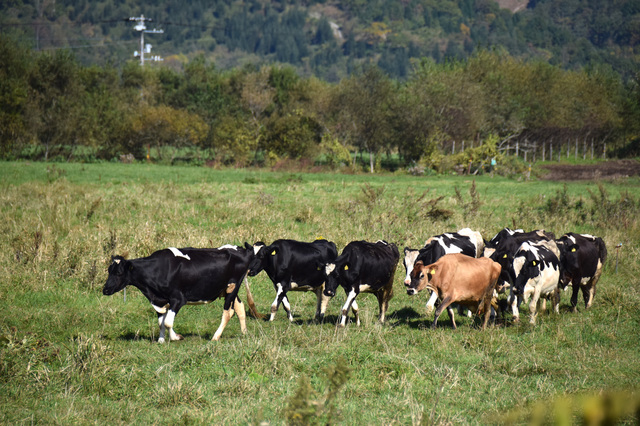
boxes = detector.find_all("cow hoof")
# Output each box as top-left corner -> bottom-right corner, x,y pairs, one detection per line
173,334 -> 184,341
158,337 -> 166,344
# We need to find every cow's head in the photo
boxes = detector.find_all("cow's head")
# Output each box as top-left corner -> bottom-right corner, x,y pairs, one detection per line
512,248 -> 542,294
322,258 -> 353,297
490,249 -> 515,292
247,242 -> 267,276
556,239 -> 579,289
403,247 -> 420,285
405,260 -> 436,296
103,255 -> 131,296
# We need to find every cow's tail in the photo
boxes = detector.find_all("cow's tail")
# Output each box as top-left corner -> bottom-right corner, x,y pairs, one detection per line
597,237 -> 608,264
244,277 -> 266,319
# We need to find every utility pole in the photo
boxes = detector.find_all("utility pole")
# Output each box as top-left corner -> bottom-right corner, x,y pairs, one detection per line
128,15 -> 164,66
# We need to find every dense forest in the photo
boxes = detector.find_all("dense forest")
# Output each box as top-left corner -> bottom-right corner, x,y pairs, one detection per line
0,0 -> 639,172
1,0 -> 639,81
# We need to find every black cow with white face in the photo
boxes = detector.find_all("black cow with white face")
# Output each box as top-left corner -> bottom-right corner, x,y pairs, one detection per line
323,240 -> 399,327
511,241 -> 562,324
404,228 -> 484,314
103,244 -> 256,342
556,233 -> 607,311
248,239 -> 338,322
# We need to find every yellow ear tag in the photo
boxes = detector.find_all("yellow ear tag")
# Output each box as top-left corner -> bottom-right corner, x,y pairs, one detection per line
532,260 -> 537,266
571,247 -> 577,252
344,265 -> 349,271
430,268 -> 436,274
271,250 -> 276,256
503,254 -> 508,259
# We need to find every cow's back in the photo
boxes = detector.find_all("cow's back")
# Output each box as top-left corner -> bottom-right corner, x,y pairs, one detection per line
428,254 -> 500,304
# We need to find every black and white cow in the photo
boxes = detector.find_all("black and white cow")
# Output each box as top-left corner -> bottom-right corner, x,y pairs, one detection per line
511,240 -> 562,324
248,239 -> 338,322
403,228 -> 484,314
102,244 -> 256,342
484,228 -> 556,315
556,233 -> 607,311
323,240 -> 399,327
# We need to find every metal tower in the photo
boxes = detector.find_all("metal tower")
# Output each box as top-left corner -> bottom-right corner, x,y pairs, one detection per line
128,15 -> 164,66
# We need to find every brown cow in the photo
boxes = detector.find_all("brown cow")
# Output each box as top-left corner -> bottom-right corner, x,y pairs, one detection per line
405,253 -> 501,330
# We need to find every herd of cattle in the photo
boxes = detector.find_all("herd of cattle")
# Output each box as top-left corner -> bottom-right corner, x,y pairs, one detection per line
102,228 -> 607,343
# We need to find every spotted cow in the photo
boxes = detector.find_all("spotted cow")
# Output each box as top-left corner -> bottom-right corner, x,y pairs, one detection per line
323,240 -> 399,327
484,228 -> 556,316
511,240 -> 562,324
102,244 -> 257,342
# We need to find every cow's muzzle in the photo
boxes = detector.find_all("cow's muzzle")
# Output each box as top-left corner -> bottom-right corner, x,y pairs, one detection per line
323,290 -> 335,297
406,288 -> 417,296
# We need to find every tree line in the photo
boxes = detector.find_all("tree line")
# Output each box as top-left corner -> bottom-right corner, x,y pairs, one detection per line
1,35 -> 638,173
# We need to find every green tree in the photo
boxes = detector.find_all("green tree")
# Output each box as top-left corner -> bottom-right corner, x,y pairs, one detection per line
333,66 -> 394,173
0,36 -> 32,158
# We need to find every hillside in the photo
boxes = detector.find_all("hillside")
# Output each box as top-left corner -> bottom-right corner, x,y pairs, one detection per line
1,0 -> 638,80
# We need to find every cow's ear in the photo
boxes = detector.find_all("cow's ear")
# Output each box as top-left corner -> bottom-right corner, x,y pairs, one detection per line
244,242 -> 252,250
428,264 -> 438,275
415,260 -> 424,267
315,260 -> 325,272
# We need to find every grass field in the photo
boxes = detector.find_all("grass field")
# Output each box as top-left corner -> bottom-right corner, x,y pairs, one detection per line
1,161 -> 639,424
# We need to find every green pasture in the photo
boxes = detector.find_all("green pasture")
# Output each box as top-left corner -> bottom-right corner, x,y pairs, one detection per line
1,161 -> 639,424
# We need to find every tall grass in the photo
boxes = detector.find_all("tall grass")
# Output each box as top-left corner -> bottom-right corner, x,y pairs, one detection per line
1,161 -> 639,424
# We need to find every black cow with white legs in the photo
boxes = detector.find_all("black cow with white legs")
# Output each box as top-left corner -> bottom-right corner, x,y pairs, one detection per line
103,244 -> 256,342
323,240 -> 399,328
556,233 -> 607,311
248,239 -> 338,322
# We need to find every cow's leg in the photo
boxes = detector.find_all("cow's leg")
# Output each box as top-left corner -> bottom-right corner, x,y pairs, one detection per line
315,287 -> 331,322
163,309 -> 184,342
482,298 -> 493,331
212,309 -> 233,341
339,289 -> 358,327
432,296 -> 453,329
234,297 -> 247,335
529,288 -> 542,324
281,295 -> 294,322
212,287 -> 243,341
270,283 -> 287,321
213,296 -> 237,341
583,281 -> 595,309
157,312 -> 167,343
376,285 -> 394,324
570,279 -> 580,312
425,291 -> 438,314
351,300 -> 360,326
552,288 -> 560,314
447,306 -> 457,330
508,289 -> 520,321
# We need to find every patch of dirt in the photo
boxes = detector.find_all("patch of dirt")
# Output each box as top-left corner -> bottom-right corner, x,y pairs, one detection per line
539,160 -> 640,181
